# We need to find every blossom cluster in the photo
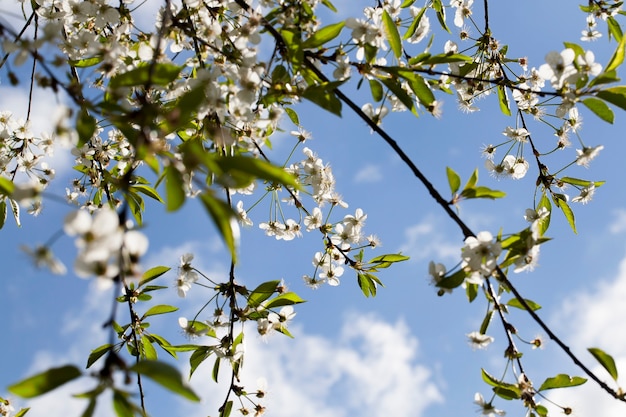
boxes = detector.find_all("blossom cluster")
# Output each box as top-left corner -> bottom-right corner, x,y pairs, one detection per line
63,207 -> 148,286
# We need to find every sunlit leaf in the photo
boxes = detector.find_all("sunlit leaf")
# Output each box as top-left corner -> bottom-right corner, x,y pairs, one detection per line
142,304 -> 179,319
506,298 -> 542,311
605,33 -> 626,73
588,347 -> 619,381
447,167 -> 461,194
247,280 -> 280,308
382,10 -> 402,58
139,266 -> 171,287
8,365 -> 81,398
497,85 -> 511,116
538,374 -> 587,391
264,292 -> 306,308
583,97 -> 614,123
301,22 -> 345,49
596,86 -> 626,111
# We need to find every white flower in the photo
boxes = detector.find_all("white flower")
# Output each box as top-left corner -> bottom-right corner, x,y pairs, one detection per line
538,49 -> 577,89
576,50 -> 602,76
462,231 -> 502,277
571,184 -> 595,204
575,145 -> 603,167
474,393 -> 506,416
502,127 -> 529,142
467,331 -> 494,349
21,245 -> 67,275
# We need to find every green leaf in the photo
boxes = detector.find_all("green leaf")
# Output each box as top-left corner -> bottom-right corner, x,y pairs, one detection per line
69,56 -> 103,68
213,155 -> 300,190
164,165 -> 185,212
0,178 -> 12,196
396,70 -> 435,107
219,400 -> 233,417
607,16 -> 623,42
379,76 -> 417,115
447,167 -> 461,194
0,200 -> 7,230
538,374 -> 587,391
588,347 -> 619,381
130,360 -> 200,401
199,192 -> 239,262
382,10 -> 402,58
76,109 -> 97,148
400,0 -> 416,7
420,53 -> 474,65
403,6 -> 426,40
109,63 -> 182,88
463,168 -> 478,190
264,292 -> 306,308
466,282 -> 478,302
369,254 -> 410,263
8,365 -> 81,398
211,357 -> 220,383
369,79 -> 384,102
583,97 -> 614,123
536,193 -> 552,236
189,346 -> 212,378
481,369 -> 521,399
506,298 -> 542,311
302,82 -> 343,116
497,85 -> 511,116
436,269 -> 466,290
247,280 -> 280,308
605,33 -> 626,73
557,198 -> 576,234
87,344 -> 113,369
285,108 -> 299,125
142,304 -> 179,319
559,177 -> 605,188
461,186 -> 506,199
597,86 -> 626,111
15,408 -> 31,417
141,336 -> 158,360
139,266 -> 171,287
301,22 -> 345,49
479,310 -> 494,335
357,273 -> 379,297
563,42 -> 585,58
535,404 -> 549,417
11,198 -> 21,227
131,184 -> 164,203
112,390 -> 133,417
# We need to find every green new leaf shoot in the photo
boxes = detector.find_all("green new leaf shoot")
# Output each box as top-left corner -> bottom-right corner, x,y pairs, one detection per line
447,166 -> 461,194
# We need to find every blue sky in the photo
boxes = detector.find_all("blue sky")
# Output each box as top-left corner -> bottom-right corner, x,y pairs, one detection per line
2,0 -> 626,416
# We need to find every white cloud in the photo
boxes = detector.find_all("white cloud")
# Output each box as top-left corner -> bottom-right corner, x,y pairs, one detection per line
608,208 -> 626,234
400,215 -> 460,262
545,251 -> 626,415
353,164 -> 383,183
184,312 -> 443,417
